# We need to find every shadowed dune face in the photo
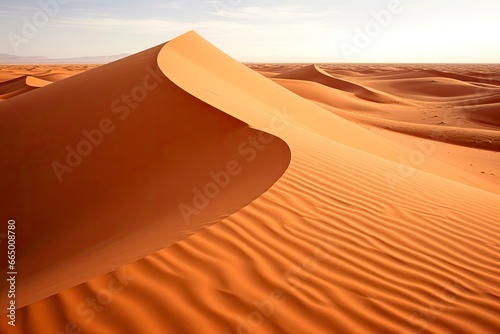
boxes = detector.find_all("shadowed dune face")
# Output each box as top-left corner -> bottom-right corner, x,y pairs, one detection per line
274,64 -> 406,105
1,32 -> 500,334
258,64 -> 500,152
0,43 -> 290,309
0,65 -> 97,100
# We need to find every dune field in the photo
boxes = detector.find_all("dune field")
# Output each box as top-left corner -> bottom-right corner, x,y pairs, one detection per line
0,31 -> 499,334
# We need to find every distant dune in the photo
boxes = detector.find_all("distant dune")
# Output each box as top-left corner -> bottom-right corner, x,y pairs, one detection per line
0,53 -> 130,65
0,31 -> 499,334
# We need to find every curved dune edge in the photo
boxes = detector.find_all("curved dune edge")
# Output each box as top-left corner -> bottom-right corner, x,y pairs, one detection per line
465,102 -> 500,127
155,32 -> 414,162
312,98 -> 500,152
274,64 -> 409,105
5,31 -> 500,334
0,42 -> 290,310
0,76 -> 52,100
25,76 -> 53,88
269,66 -> 500,193
272,76 -> 500,150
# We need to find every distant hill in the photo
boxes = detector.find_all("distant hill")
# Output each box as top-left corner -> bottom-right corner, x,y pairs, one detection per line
0,53 -> 130,64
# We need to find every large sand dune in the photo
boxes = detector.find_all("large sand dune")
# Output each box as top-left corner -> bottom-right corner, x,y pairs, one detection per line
0,31 -> 499,334
0,41 -> 290,310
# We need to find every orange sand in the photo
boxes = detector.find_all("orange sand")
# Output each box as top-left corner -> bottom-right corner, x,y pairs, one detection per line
0,32 -> 499,334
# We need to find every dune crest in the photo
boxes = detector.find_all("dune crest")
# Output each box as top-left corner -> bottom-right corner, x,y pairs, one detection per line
1,32 -> 499,334
0,41 -> 290,310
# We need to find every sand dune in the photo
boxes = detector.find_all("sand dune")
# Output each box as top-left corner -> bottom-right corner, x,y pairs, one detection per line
365,77 -> 500,101
0,65 -> 96,100
274,64 -> 404,104
465,102 -> 500,127
0,76 -> 52,100
1,31 -> 499,334
0,42 -> 290,309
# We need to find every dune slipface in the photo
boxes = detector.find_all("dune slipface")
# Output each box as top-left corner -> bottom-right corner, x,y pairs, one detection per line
0,41 -> 291,311
0,76 -> 52,100
1,32 -> 499,334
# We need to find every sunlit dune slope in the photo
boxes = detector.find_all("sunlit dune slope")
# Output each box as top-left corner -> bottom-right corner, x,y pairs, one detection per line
274,64 -> 406,105
0,42 -> 290,309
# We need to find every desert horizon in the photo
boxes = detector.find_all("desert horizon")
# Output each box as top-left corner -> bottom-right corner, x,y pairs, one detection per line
1,30 -> 499,333
1,1 -> 500,334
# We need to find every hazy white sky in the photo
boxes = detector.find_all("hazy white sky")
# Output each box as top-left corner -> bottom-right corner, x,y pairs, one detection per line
1,0 -> 499,62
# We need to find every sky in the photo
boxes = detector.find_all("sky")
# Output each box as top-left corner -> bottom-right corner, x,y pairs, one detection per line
0,0 -> 499,62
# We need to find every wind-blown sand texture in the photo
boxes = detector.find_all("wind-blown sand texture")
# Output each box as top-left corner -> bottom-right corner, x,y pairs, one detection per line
1,31 -> 499,334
